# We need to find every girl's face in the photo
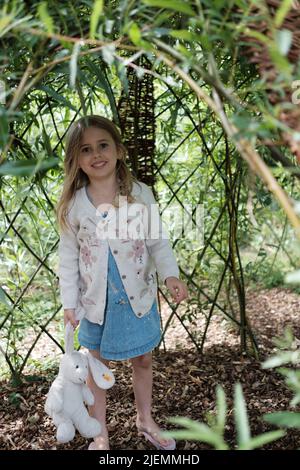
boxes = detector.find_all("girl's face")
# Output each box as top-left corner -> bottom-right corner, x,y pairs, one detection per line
78,126 -> 120,181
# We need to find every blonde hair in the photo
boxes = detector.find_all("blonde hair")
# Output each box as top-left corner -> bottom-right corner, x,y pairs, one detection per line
55,115 -> 139,233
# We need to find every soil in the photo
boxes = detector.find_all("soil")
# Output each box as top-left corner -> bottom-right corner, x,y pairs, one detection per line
1,286 -> 300,450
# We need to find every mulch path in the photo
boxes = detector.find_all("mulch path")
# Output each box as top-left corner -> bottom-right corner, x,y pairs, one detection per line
1,286 -> 300,450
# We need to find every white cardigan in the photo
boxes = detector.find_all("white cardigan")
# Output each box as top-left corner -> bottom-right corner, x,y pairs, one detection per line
57,180 -> 180,325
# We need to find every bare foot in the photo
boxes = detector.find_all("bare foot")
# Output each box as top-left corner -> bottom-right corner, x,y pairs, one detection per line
136,416 -> 174,448
88,428 -> 109,450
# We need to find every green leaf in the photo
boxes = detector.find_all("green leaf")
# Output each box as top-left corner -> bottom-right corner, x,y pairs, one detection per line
142,0 -> 195,16
42,128 -> 53,157
115,60 -> 129,95
234,383 -> 251,447
215,384 -> 227,435
128,22 -> 141,45
101,44 -> 115,65
285,269 -> 300,284
264,412 -> 300,428
272,326 -> 295,349
0,14 -> 13,35
0,81 -> 6,105
166,416 -> 227,449
0,13 -> 32,39
170,30 -> 195,41
240,430 -> 285,450
36,85 -> 77,111
85,57 -> 118,123
274,0 -> 294,28
0,158 -> 59,176
269,43 -> 292,76
244,28 -> 270,46
0,285 -> 9,305
275,29 -> 292,56
90,0 -> 103,39
262,351 -> 300,369
0,108 -> 8,149
70,41 -> 81,89
37,1 -> 54,34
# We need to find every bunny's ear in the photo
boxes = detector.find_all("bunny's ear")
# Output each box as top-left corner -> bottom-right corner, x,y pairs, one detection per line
64,322 -> 74,355
86,353 -> 115,389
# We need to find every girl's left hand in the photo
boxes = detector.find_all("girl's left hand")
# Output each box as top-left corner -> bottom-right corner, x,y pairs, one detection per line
165,277 -> 188,303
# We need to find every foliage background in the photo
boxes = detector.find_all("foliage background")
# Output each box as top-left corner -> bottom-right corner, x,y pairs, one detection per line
1,0 -> 300,384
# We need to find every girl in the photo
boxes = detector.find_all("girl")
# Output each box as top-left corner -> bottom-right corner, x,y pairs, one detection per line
56,115 -> 188,450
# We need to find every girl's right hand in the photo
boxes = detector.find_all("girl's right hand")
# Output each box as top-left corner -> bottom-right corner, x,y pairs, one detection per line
64,309 -> 79,329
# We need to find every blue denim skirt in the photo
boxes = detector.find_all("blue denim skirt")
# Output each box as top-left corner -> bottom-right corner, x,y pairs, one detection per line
78,246 -> 162,360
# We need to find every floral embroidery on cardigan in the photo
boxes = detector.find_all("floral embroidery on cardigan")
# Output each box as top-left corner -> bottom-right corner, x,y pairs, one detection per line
80,245 -> 97,269
139,286 -> 155,299
139,268 -> 156,299
88,232 -> 102,247
128,240 -> 145,264
79,230 -> 102,269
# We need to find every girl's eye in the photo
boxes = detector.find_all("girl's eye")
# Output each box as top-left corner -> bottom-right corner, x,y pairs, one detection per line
81,143 -> 108,153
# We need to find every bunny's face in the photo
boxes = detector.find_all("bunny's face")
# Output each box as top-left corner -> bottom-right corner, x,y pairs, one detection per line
61,322 -> 115,390
60,351 -> 89,384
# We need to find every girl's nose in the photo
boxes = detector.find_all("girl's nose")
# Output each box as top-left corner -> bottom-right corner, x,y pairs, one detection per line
93,147 -> 102,158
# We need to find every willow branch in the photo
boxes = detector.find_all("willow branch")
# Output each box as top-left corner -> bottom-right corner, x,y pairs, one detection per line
158,54 -> 300,238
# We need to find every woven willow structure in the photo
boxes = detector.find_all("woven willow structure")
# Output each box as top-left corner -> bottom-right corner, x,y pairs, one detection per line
118,55 -> 156,190
241,0 -> 300,159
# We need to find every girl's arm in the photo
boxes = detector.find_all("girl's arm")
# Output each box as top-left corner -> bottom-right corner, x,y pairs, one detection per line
57,208 -> 80,315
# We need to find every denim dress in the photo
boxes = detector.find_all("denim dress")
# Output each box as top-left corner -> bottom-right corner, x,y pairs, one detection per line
78,242 -> 162,361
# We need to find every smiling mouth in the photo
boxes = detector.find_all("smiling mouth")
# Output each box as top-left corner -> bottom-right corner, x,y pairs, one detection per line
92,161 -> 107,168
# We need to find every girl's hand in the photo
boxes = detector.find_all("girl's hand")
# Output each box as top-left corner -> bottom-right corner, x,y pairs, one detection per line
164,277 -> 188,303
64,309 -> 79,329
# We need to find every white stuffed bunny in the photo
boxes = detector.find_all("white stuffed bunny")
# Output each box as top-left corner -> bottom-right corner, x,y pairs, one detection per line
45,322 -> 115,443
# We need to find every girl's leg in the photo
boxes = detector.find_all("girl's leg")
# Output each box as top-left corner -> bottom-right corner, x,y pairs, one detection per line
86,349 -> 110,450
130,352 -> 174,447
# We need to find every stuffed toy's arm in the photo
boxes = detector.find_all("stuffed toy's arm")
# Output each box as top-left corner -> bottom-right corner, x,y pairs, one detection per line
82,384 -> 95,406
45,380 -> 64,414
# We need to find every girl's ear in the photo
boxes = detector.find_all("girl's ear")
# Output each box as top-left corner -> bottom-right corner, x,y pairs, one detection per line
86,353 -> 115,389
64,322 -> 74,355
116,143 -> 126,161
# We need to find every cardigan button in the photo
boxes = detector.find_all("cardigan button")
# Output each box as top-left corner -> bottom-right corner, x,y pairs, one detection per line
130,296 -> 134,300
113,250 -> 118,254
137,312 -> 142,317
122,274 -> 126,279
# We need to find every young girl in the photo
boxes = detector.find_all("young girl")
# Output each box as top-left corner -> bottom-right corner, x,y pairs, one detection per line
56,115 -> 188,450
